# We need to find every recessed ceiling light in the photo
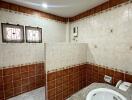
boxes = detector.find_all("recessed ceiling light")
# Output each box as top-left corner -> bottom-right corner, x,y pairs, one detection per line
42,3 -> 48,8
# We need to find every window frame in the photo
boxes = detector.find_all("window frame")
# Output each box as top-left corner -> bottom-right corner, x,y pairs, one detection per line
1,23 -> 24,43
25,26 -> 42,43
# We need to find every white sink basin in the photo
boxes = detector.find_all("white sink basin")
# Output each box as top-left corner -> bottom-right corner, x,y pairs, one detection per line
86,88 -> 127,100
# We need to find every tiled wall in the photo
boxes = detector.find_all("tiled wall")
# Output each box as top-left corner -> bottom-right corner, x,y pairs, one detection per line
0,0 -> 128,22
0,1 -> 67,22
71,2 -> 132,73
86,63 -> 132,86
47,63 -> 132,100
46,43 -> 88,100
0,9 -> 66,43
70,0 -> 129,22
47,64 -> 87,100
46,43 -> 87,71
0,62 -> 45,100
0,44 -> 45,68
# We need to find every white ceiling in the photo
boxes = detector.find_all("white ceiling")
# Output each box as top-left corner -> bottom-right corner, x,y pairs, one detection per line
2,0 -> 108,17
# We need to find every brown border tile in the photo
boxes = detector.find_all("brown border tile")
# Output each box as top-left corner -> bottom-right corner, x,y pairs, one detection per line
0,1 -> 67,23
69,0 -> 128,22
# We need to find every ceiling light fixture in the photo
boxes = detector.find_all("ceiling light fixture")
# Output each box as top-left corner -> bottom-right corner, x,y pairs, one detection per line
42,3 -> 48,8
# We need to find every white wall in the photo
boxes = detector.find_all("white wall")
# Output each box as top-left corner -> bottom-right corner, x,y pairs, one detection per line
70,3 -> 132,72
46,43 -> 87,71
0,9 -> 67,68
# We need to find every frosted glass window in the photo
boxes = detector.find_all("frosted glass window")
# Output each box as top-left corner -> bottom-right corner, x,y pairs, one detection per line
25,26 -> 42,43
1,23 -> 24,43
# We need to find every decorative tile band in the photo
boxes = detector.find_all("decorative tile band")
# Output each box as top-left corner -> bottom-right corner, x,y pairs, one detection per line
0,0 -> 130,23
70,0 -> 130,22
0,62 -> 45,100
0,1 -> 67,23
0,8 -> 66,24
47,62 -> 87,74
0,61 -> 45,69
87,62 -> 132,75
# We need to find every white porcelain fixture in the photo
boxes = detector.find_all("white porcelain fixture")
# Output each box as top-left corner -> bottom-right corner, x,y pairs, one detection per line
86,88 -> 127,100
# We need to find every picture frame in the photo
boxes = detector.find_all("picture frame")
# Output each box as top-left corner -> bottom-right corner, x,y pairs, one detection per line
1,23 -> 24,43
25,26 -> 42,43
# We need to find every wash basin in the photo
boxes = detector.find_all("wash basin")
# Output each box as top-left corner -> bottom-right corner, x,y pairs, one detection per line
86,88 -> 127,100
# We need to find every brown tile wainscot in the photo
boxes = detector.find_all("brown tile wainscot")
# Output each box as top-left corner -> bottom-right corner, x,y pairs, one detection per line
86,63 -> 132,86
0,62 -> 45,100
47,63 -> 132,100
47,64 -> 87,100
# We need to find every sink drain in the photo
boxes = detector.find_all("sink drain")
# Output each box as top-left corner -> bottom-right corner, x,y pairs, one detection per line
93,93 -> 96,96
113,96 -> 118,100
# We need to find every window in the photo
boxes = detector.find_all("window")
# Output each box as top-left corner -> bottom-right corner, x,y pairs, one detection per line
1,23 -> 24,43
25,26 -> 42,43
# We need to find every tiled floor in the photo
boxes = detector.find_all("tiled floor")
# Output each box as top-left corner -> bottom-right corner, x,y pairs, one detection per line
8,87 -> 45,100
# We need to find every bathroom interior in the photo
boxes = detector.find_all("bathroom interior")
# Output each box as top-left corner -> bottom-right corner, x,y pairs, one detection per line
0,0 -> 132,100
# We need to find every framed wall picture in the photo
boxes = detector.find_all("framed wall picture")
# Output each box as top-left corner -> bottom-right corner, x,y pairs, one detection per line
25,26 -> 42,43
1,23 -> 24,43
